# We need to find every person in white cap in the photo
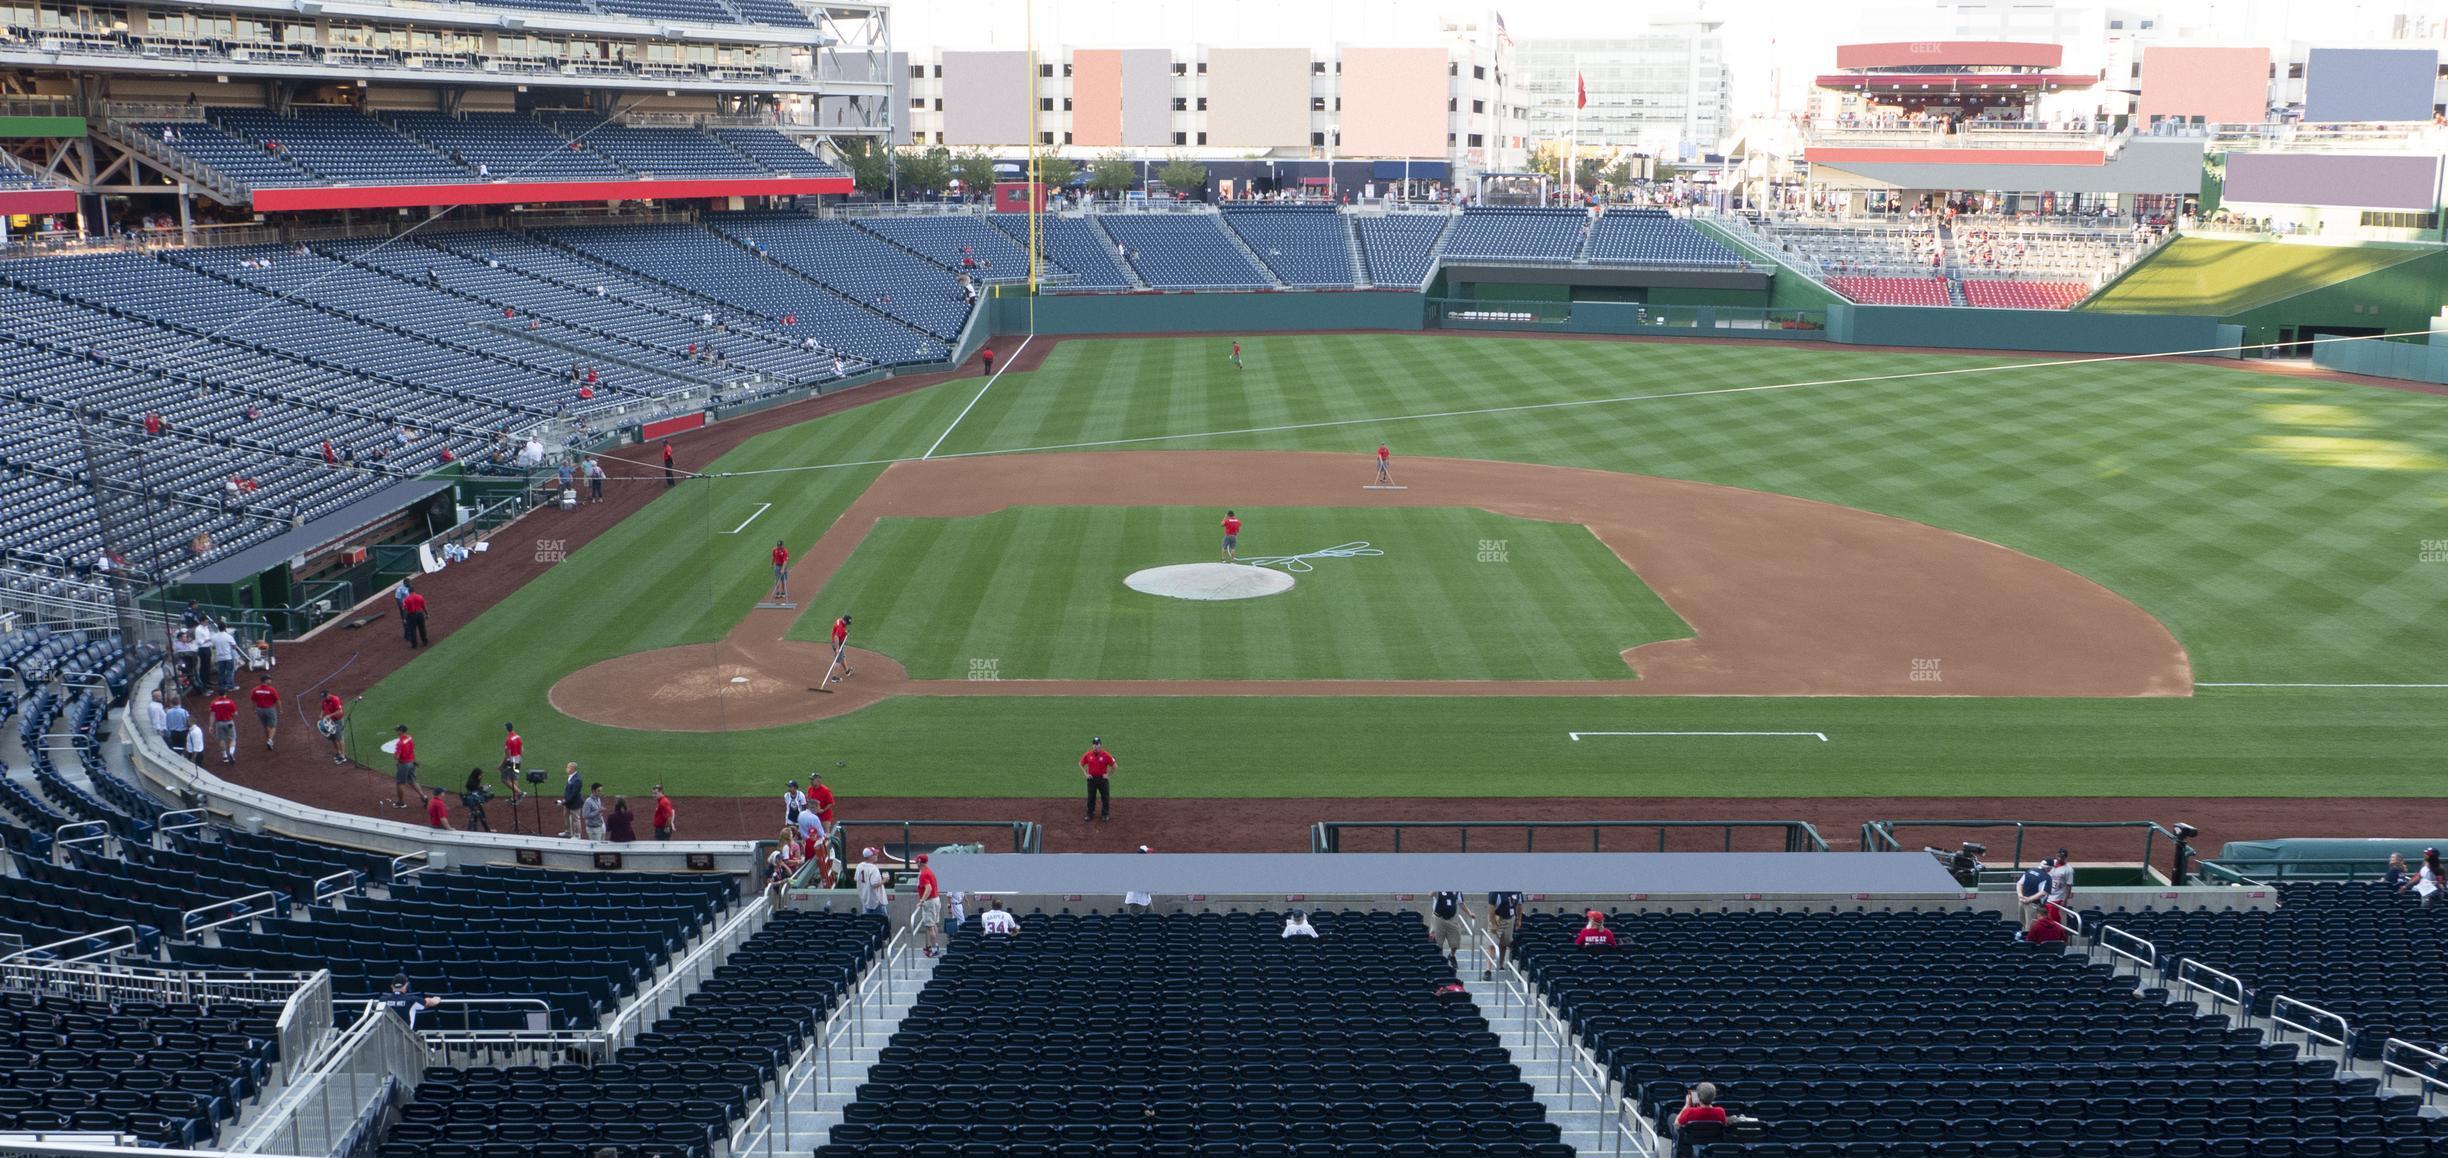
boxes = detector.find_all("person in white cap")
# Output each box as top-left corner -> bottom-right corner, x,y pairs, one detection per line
855,846 -> 888,916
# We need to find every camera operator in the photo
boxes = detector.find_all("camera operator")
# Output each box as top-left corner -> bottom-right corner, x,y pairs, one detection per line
460,767 -> 494,833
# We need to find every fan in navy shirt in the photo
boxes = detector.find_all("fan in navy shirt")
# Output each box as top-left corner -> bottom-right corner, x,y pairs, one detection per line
2016,859 -> 2053,930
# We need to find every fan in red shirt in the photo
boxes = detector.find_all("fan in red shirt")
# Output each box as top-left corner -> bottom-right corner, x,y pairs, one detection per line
319,692 -> 346,764
1080,737 -> 1115,822
651,786 -> 677,839
915,854 -> 945,956
425,792 -> 450,829
1675,1083 -> 1730,1129
498,724 -> 526,801
808,775 -> 836,828
248,676 -> 281,751
1573,911 -> 1618,948
1219,510 -> 1242,563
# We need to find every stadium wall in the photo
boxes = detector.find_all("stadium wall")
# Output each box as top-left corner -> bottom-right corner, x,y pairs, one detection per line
2222,248 -> 2448,349
2314,336 -> 2448,385
1825,305 -> 2231,354
995,291 -> 1429,334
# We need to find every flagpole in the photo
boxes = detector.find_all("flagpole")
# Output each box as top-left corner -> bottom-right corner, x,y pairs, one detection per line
1567,62 -> 1580,203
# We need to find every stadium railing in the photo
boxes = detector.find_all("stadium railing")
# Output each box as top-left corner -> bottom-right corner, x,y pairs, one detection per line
727,920 -> 913,1157
2197,857 -> 2392,884
228,998 -> 428,1157
1310,818 -> 1831,854
831,819 -> 1042,859
1465,912 -> 1638,1155
2176,956 -> 2251,1022
1860,817 -> 2179,871
2271,993 -> 2357,1068
2380,1038 -> 2448,1108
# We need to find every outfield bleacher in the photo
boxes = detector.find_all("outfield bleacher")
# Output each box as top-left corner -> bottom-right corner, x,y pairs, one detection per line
1358,214 -> 1453,288
1221,204 -> 1358,287
1099,213 -> 1274,289
707,213 -> 973,337
990,213 -> 1135,289
854,214 -> 1033,283
1827,275 -> 1953,307
1587,209 -> 1743,267
1439,207 -> 1587,262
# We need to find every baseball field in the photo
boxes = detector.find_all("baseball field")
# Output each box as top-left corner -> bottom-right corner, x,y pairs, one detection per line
304,331 -> 2447,847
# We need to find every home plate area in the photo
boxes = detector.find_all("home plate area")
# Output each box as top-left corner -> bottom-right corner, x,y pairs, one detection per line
1124,562 -> 1297,601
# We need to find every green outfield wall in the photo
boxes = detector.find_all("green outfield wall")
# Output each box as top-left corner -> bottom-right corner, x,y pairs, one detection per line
1826,305 -> 2233,354
2314,336 -> 2448,385
994,290 -> 1427,335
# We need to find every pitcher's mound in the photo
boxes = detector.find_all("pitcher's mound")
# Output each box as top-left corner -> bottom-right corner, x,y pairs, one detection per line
1125,563 -> 1296,601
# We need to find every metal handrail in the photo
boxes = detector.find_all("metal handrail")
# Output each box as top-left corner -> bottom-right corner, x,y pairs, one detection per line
0,925 -> 137,965
155,807 -> 208,835
52,820 -> 111,855
2381,1038 -> 2448,1107
2272,993 -> 2354,1063
2177,957 -> 2250,1017
181,888 -> 282,935
730,921 -> 912,1156
1314,818 -> 1830,854
388,849 -> 432,881
1464,912 -> 1621,1136
311,868 -> 361,903
2098,924 -> 2158,974
603,893 -> 770,1048
1861,818 -> 2179,870
381,995 -> 558,1038
1616,1095 -> 1671,1157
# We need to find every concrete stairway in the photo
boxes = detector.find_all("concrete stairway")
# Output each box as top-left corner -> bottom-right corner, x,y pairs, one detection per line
1210,214 -> 1287,287
1080,215 -> 1151,290
1344,214 -> 1373,288
1461,963 -> 1612,1153
755,944 -> 938,1152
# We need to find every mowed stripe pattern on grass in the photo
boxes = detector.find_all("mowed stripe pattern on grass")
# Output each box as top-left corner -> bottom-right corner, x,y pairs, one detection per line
790,506 -> 1691,680
352,333 -> 2448,797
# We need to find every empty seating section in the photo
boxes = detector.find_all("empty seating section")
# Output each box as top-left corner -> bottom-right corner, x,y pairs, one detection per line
211,108 -> 469,185
819,910 -> 1568,1157
1951,225 -> 2139,282
1358,214 -> 1452,288
1099,214 -> 1272,289
172,864 -> 731,1030
1963,280 -> 2089,310
711,127 -> 841,176
2091,882 -> 2448,1058
539,223 -> 944,364
1763,221 -> 1944,277
723,0 -> 818,27
0,988 -> 277,1147
1587,209 -> 1743,267
991,213 -> 1135,288
1221,205 -> 1358,286
377,910 -> 884,1158
387,112 -> 629,181
1440,208 -> 1586,262
853,214 -> 1032,283
1524,909 -> 2427,1154
707,214 -> 973,337
131,121 -> 320,189
544,116 -> 767,179
1828,276 -> 1953,306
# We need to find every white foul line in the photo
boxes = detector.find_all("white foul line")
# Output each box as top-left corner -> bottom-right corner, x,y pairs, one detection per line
1570,731 -> 1830,742
922,333 -> 1034,460
2196,682 -> 2448,689
721,502 -> 773,535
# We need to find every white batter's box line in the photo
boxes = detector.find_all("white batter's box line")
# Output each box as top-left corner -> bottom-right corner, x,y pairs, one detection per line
1569,730 -> 1830,742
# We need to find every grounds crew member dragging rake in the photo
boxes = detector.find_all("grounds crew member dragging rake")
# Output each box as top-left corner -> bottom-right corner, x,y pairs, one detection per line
827,614 -> 855,686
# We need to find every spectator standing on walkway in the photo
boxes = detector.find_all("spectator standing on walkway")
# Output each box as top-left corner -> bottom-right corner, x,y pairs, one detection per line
2046,850 -> 2075,911
145,690 -> 167,748
652,785 -> 677,840
584,458 -> 605,504
915,854 -> 944,957
2016,858 -> 2053,931
605,797 -> 636,843
209,621 -> 241,691
560,763 -> 585,838
808,773 -> 836,830
581,782 -> 607,840
1427,891 -> 1470,967
782,779 -> 808,825
185,718 -> 207,764
855,847 -> 888,916
163,697 -> 189,751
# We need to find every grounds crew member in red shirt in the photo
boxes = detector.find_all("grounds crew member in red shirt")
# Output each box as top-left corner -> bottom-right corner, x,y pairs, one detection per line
207,690 -> 240,765
1080,736 -> 1115,822
1220,511 -> 1241,563
914,854 -> 945,957
829,615 -> 855,682
319,692 -> 347,764
770,540 -> 791,599
980,345 -> 995,376
1375,443 -> 1393,485
661,440 -> 676,487
249,674 -> 281,751
425,788 -> 451,830
651,785 -> 677,840
388,725 -> 422,809
400,586 -> 429,648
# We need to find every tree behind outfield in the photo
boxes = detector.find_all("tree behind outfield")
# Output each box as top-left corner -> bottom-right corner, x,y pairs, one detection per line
1157,159 -> 1208,199
951,151 -> 999,200
1086,153 -> 1136,198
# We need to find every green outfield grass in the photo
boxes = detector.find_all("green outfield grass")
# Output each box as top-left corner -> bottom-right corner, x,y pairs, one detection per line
2082,237 -> 2428,316
353,332 -> 2448,799
789,506 -> 1687,680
